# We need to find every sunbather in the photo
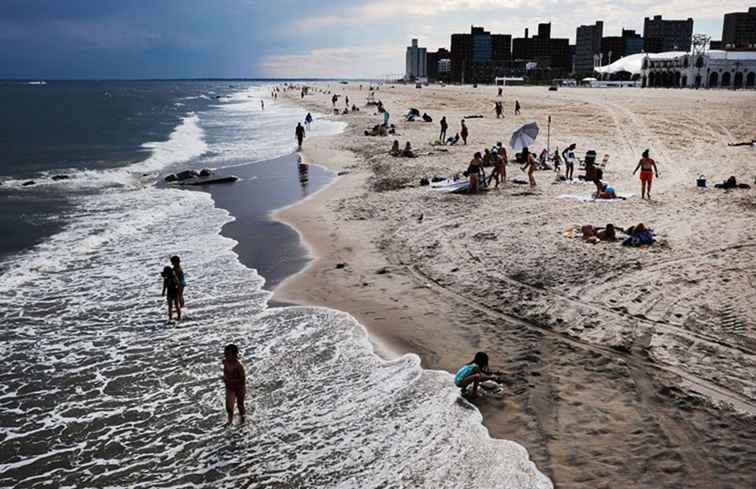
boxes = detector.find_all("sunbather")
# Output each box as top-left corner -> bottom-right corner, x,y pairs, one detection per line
389,140 -> 401,156
581,224 -> 617,243
446,133 -> 460,145
595,183 -> 620,199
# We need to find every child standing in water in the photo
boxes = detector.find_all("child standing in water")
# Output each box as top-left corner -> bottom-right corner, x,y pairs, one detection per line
455,352 -> 497,398
160,266 -> 181,320
223,344 -> 246,425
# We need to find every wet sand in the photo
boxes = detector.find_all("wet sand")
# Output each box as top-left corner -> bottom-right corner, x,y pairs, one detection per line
274,83 -> 756,488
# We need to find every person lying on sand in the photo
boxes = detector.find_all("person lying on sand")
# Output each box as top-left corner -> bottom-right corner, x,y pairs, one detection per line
623,223 -> 655,247
455,352 -> 498,398
389,140 -> 401,156
581,224 -> 617,243
727,140 -> 756,147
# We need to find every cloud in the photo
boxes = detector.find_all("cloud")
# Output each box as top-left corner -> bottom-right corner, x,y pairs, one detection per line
258,45 -> 405,78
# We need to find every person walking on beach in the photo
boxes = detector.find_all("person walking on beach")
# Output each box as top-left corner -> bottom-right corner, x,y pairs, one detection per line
160,266 -> 181,321
494,101 -> 503,119
439,116 -> 448,142
331,94 -> 338,107
514,100 -> 520,115
345,95 -> 349,107
170,255 -> 186,308
460,119 -> 469,145
295,122 -> 306,149
498,87 -> 503,97
632,149 -> 660,199
383,110 -> 390,127
455,352 -> 497,398
261,100 -> 265,111
520,146 -> 536,188
223,344 -> 246,425
305,112 -> 313,129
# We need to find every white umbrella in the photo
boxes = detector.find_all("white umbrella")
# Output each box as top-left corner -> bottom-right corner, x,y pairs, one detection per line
510,122 -> 539,150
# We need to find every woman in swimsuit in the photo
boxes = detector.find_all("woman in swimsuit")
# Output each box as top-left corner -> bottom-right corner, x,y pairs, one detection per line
467,152 -> 483,193
520,146 -> 537,188
632,149 -> 660,199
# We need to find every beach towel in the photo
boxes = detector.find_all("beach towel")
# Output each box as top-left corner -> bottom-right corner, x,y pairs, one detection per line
558,193 -> 633,202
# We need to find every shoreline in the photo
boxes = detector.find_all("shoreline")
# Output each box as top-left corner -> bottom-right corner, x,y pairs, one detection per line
270,82 -> 756,488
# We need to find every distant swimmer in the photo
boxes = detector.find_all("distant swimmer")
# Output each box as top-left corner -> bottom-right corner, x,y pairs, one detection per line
454,352 -> 499,398
632,149 -> 660,200
295,122 -> 306,149
223,344 -> 246,425
160,266 -> 181,321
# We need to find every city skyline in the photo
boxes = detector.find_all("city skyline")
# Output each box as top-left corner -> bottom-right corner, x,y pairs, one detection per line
0,0 -> 752,79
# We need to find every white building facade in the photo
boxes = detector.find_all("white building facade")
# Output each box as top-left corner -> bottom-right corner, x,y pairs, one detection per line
596,50 -> 756,88
405,39 -> 427,81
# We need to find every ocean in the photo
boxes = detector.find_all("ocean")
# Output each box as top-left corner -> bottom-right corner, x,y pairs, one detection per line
0,80 -> 551,488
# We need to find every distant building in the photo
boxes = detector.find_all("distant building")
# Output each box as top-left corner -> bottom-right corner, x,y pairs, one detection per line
405,39 -> 427,81
643,15 -> 693,53
427,48 -> 451,82
512,23 -> 571,78
575,21 -> 603,76
601,29 -> 643,65
450,26 -> 512,83
639,50 -> 756,88
722,7 -> 756,49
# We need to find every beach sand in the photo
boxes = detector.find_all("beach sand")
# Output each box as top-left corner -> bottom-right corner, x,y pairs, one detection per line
273,84 -> 756,488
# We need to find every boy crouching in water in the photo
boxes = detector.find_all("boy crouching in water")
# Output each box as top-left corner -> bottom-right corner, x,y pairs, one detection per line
223,344 -> 246,425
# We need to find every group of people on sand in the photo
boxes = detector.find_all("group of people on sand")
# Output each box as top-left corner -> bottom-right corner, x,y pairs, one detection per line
160,255 -> 185,321
464,142 -> 510,192
389,140 -> 416,158
438,117 -> 468,145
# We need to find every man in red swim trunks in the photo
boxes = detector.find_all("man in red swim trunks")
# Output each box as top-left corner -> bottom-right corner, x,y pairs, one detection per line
633,149 -> 660,199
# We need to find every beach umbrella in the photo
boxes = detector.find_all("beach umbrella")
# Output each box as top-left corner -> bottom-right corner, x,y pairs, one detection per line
510,122 -> 539,150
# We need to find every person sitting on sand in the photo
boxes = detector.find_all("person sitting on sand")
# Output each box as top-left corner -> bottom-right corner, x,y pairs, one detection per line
402,141 -> 416,158
422,112 -> 432,122
351,104 -> 359,112
455,352 -> 497,398
467,152 -> 483,193
389,140 -> 401,156
223,344 -> 246,425
520,146 -> 537,188
446,133 -> 460,146
632,149 -> 660,200
581,224 -> 617,243
460,120 -> 469,145
595,182 -> 620,199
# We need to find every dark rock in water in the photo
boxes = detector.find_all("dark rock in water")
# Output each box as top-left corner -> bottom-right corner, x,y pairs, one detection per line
22,180 -> 36,186
335,262 -> 347,269
51,175 -> 70,181
164,174 -> 178,182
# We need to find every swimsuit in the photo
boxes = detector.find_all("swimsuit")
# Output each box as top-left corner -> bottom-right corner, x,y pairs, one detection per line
640,169 -> 653,182
455,364 -> 478,387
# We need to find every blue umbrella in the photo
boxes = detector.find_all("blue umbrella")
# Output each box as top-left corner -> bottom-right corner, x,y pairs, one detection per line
510,122 -> 539,150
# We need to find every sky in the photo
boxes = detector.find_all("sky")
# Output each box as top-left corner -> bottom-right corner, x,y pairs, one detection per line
0,0 -> 751,79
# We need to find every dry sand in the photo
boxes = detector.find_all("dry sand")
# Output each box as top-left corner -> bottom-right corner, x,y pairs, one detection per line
273,83 -> 756,488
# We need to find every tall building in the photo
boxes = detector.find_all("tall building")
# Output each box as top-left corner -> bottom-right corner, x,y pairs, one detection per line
601,29 -> 643,64
722,7 -> 756,49
643,15 -> 693,53
450,26 -> 512,83
575,21 -> 603,75
512,23 -> 570,77
405,39 -> 427,81
427,48 -> 451,81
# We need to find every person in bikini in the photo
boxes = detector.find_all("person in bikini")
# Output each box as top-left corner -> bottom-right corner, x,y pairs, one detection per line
520,146 -> 537,188
467,152 -> 483,193
454,352 -> 498,398
223,344 -> 246,425
632,149 -> 660,199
